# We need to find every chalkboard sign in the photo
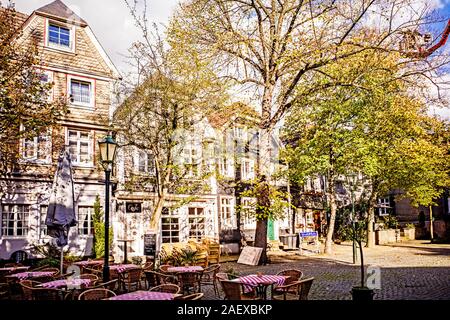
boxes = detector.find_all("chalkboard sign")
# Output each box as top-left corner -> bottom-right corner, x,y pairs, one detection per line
144,233 -> 156,257
237,246 -> 263,266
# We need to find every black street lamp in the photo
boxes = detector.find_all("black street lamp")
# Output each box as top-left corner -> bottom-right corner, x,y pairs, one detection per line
348,172 -> 359,265
98,134 -> 117,282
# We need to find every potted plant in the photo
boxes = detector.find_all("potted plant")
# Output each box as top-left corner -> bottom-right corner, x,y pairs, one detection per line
402,223 -> 416,240
348,214 -> 375,301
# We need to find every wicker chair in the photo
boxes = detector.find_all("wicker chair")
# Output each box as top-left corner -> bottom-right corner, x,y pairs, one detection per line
19,280 -> 41,300
78,288 -> 116,300
5,263 -> 23,268
159,265 -> 172,273
219,279 -> 259,300
40,267 -> 60,277
120,268 -> 143,292
276,269 -> 303,284
31,287 -> 64,300
65,279 -> 118,300
174,293 -> 204,300
200,264 -> 220,296
77,274 -> 99,283
216,273 -> 229,281
148,284 -> 181,294
144,271 -> 178,289
143,261 -> 154,271
176,271 -> 202,294
271,277 -> 314,300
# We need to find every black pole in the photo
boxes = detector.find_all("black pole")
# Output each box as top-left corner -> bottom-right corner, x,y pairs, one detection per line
103,169 -> 111,282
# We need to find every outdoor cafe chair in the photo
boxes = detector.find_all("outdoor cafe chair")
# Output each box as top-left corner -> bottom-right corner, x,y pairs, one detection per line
271,277 -> 314,300
218,279 -> 259,300
77,274 -> 99,284
174,293 -> 204,300
30,287 -> 65,300
176,271 -> 203,294
200,264 -> 220,296
19,280 -> 41,300
78,288 -> 116,300
64,279 -> 118,300
159,264 -> 172,273
39,267 -> 60,277
276,269 -> 303,284
120,268 -> 143,292
144,271 -> 177,289
5,263 -> 24,268
148,284 -> 181,294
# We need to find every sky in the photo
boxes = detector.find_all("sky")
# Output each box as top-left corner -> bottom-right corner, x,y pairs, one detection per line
12,0 -> 450,119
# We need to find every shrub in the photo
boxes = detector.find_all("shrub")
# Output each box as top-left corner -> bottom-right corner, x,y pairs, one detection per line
383,215 -> 399,229
405,223 -> 415,229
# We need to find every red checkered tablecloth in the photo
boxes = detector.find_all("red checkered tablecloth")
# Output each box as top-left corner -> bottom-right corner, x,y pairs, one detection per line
107,291 -> 177,300
234,275 -> 287,293
167,266 -> 204,273
40,278 -> 92,289
109,264 -> 140,273
8,271 -> 54,280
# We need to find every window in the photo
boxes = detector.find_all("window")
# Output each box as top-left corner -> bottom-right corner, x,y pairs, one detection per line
183,144 -> 200,177
241,198 -> 256,228
137,150 -> 155,174
377,198 -> 391,216
48,23 -> 71,48
22,131 -> 51,163
220,198 -> 233,229
68,130 -> 92,166
188,207 -> 205,240
161,208 -> 179,243
70,79 -> 92,106
40,205 -> 48,238
78,206 -> 93,235
1,204 -> 30,237
234,126 -> 246,140
241,158 -> 254,180
219,158 -> 232,177
39,70 -> 53,102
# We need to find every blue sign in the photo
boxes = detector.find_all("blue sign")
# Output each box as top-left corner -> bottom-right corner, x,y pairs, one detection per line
299,231 -> 318,238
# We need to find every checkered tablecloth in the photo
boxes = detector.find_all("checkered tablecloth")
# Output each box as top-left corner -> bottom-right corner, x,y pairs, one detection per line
73,261 -> 103,266
234,275 -> 287,293
40,278 -> 92,289
167,266 -> 204,273
109,264 -> 140,273
107,291 -> 177,300
0,266 -> 30,272
9,271 -> 54,280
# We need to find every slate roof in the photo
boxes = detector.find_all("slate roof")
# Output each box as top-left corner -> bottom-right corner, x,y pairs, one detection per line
35,0 -> 87,26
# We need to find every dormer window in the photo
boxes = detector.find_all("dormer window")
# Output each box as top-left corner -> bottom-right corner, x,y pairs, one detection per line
49,24 -> 70,47
46,20 -> 75,52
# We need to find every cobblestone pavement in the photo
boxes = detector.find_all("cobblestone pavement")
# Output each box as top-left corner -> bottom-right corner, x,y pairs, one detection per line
203,240 -> 450,300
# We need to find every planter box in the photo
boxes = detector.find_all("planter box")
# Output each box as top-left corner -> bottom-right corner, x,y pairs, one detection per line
402,228 -> 415,240
375,229 -> 397,245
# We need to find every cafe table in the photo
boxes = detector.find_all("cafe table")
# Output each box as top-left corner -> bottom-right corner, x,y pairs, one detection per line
166,266 -> 204,273
5,271 -> 55,281
0,266 -> 30,273
232,274 -> 287,300
105,290 -> 182,300
109,264 -> 140,274
38,278 -> 93,289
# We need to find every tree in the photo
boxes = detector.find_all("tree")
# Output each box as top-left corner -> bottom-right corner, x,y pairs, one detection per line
92,195 -> 113,258
168,0 -> 449,262
0,5 -> 67,186
283,50 -> 449,252
114,2 -> 227,245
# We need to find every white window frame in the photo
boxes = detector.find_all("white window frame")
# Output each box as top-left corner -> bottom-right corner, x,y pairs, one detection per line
220,198 -> 234,229
188,207 -> 206,241
39,205 -> 49,239
78,206 -> 94,236
183,142 -> 201,177
161,208 -> 180,243
234,126 -> 246,140
219,158 -> 233,178
1,204 -> 30,238
377,198 -> 391,216
66,128 -> 93,167
241,197 -> 256,228
45,19 -> 75,53
67,75 -> 95,109
136,149 -> 155,175
241,158 -> 255,180
20,125 -> 52,164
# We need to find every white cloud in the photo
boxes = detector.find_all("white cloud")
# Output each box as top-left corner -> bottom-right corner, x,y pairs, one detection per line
14,0 -> 180,74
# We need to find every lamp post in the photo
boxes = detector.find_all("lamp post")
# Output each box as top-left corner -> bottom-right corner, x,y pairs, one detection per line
348,173 -> 359,264
98,134 -> 117,282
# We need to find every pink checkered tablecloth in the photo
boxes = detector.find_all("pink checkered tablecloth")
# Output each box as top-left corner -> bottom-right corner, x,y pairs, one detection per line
106,291 -> 177,300
0,266 -> 30,273
73,261 -> 103,266
167,266 -> 204,273
109,264 -> 140,273
233,275 -> 287,293
8,271 -> 54,280
40,278 -> 92,289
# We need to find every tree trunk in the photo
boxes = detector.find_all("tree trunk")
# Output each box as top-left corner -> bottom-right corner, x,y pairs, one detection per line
367,191 -> 377,248
254,218 -> 268,265
324,188 -> 337,254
